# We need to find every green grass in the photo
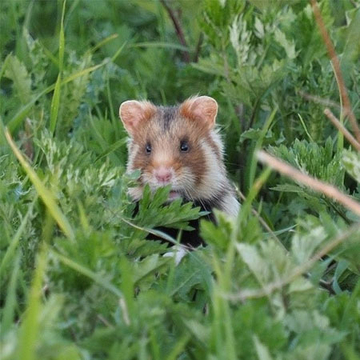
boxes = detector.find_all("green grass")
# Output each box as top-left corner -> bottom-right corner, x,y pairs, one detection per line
1,0 -> 360,359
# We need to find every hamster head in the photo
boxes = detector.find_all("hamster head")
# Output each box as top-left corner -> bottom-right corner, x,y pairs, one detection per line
119,96 -> 228,204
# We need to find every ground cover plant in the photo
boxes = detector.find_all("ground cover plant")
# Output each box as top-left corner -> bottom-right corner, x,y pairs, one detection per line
1,0 -> 360,359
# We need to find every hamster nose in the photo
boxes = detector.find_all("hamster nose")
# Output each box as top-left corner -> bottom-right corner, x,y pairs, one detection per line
154,167 -> 172,183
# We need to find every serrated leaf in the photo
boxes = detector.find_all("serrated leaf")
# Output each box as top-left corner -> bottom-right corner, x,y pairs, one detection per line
4,54 -> 32,104
342,149 -> 360,183
182,319 -> 209,344
274,28 -> 296,60
254,17 -> 264,39
253,336 -> 274,360
291,226 -> 328,264
288,277 -> 313,293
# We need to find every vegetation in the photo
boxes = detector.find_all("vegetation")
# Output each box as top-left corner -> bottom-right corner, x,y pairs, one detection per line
1,0 -> 360,359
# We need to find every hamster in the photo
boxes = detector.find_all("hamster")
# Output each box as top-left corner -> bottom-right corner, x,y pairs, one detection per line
119,96 -> 239,246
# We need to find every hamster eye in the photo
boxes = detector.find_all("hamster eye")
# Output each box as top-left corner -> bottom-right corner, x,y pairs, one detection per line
145,143 -> 152,154
180,140 -> 189,153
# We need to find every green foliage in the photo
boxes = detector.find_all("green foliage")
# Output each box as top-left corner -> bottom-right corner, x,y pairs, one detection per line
3,55 -> 32,105
342,149 -> 360,183
1,0 -> 360,359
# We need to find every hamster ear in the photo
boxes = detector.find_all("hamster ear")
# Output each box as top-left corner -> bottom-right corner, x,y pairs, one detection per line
119,100 -> 156,134
179,96 -> 218,130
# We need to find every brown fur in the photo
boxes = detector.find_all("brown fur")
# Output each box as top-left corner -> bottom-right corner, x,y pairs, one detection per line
179,98 -> 196,119
120,100 -> 157,134
132,110 -> 208,187
205,133 -> 222,161
179,96 -> 218,130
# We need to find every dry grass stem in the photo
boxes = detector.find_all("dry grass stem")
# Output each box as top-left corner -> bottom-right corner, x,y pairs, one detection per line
160,0 -> 190,63
257,150 -> 360,217
310,0 -> 360,143
324,108 -> 360,152
97,314 -> 114,328
229,224 -> 360,301
298,91 -> 340,110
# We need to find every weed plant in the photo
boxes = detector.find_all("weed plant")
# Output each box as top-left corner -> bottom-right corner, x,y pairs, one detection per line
0,0 -> 360,359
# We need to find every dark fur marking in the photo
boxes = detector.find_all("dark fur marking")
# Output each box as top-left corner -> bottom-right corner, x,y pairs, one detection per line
206,134 -> 222,161
162,107 -> 177,131
192,187 -> 229,213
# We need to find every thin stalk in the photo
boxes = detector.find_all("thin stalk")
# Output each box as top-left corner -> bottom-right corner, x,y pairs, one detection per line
310,0 -> 360,143
257,150 -> 360,217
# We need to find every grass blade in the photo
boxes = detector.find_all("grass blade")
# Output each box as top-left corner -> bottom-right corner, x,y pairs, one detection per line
89,33 -> 119,53
7,86 -> 53,132
0,116 -> 6,145
6,61 -> 108,132
58,0 -> 66,72
49,74 -> 62,134
111,41 -> 127,62
2,254 -> 21,335
50,250 -> 123,298
0,54 -> 11,82
5,129 -> 75,240
129,41 -> 189,51
0,197 -> 37,276
49,0 -> 66,134
94,138 -> 127,163
62,61 -> 108,84
18,248 -> 47,360
245,106 -> 277,193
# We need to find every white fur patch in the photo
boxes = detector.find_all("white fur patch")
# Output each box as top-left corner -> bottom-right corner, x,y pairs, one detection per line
210,129 -> 225,157
163,244 -> 188,265
126,140 -> 138,172
222,193 -> 240,217
128,186 -> 143,201
196,139 -> 227,199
